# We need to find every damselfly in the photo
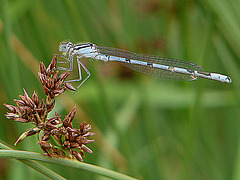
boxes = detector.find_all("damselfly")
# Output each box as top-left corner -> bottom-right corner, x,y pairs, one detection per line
56,41 -> 232,89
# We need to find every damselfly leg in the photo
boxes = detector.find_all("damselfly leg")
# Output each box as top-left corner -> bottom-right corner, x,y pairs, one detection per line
55,54 -> 73,71
56,54 -> 91,89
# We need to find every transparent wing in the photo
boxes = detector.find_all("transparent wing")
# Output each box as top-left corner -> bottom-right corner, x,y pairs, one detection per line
98,46 -> 204,81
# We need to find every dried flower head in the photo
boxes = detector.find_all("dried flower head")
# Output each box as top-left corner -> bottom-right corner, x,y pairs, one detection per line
4,89 -> 48,124
4,55 -> 94,162
38,55 -> 76,100
37,107 -> 94,161
38,108 -> 94,161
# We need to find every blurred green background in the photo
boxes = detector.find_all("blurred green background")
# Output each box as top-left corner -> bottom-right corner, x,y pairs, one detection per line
0,0 -> 239,179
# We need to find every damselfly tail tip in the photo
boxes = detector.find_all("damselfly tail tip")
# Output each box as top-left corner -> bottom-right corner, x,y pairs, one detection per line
206,72 -> 232,83
219,75 -> 232,83
226,76 -> 232,83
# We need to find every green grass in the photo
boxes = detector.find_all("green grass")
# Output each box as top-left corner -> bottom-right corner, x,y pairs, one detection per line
0,0 -> 239,179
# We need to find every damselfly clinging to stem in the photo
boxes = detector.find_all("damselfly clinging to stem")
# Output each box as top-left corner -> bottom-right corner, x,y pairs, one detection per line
56,41 -> 232,90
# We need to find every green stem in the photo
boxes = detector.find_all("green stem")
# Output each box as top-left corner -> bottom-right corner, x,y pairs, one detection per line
0,142 -> 66,180
0,149 -> 137,180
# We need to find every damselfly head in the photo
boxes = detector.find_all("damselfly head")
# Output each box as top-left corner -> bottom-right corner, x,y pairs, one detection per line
59,42 -> 73,54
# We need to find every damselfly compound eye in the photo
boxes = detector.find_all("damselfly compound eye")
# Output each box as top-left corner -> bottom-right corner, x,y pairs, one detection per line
59,42 -> 73,53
